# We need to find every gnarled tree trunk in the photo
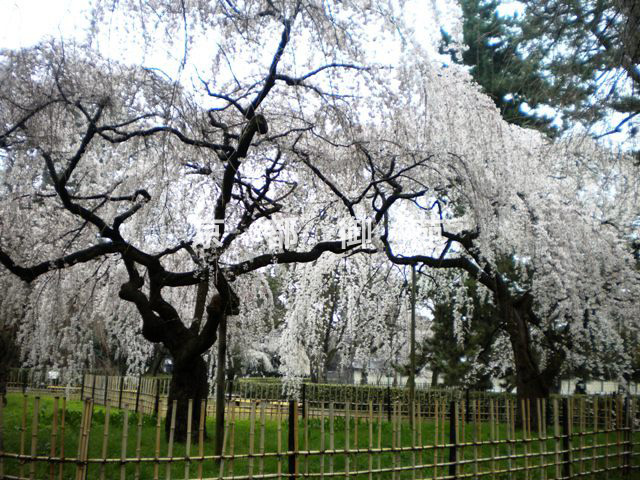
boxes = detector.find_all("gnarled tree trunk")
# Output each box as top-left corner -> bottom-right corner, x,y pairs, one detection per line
496,287 -> 565,425
119,266 -> 238,443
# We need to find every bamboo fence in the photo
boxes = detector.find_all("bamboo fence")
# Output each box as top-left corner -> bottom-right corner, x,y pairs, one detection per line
0,389 -> 638,479
8,372 -> 640,426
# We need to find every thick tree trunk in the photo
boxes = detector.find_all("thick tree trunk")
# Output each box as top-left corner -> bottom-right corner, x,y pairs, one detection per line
214,314 -> 227,458
165,354 -> 209,442
430,369 -> 439,388
502,301 -> 550,401
497,290 -> 563,426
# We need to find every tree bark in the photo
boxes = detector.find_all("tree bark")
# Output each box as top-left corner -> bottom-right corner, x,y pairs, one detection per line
165,354 -> 209,442
496,288 -> 564,425
119,269 -> 238,443
500,300 -> 550,401
430,369 -> 439,388
214,314 -> 227,458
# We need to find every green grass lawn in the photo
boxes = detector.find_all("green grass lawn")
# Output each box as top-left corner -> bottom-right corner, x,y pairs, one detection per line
1,393 -> 638,479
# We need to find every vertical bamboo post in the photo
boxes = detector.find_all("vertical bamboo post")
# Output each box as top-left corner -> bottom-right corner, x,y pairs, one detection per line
304,397 -> 309,478
460,398 -> 465,473
377,399 -> 382,480
302,383 -> 307,419
329,402 -> 335,476
489,399 -> 495,477
154,378 -> 160,418
522,398 -> 529,480
197,400 -> 205,480
218,397 -> 231,480
166,400 -> 177,480
99,406 -> 111,480
527,398 -> 532,441
20,395 -> 27,480
75,398 -> 92,480
397,401 -> 402,475
449,400 -> 458,479
135,375 -> 142,414
418,401 -> 423,478
288,401 -> 299,479
579,397 -> 585,477
536,399 -> 545,480
153,406 -> 162,480
120,405 -> 130,480
49,397 -> 59,480
625,397 -> 634,474
229,401 -> 236,479
562,398 -> 571,479
184,399 -> 193,480
616,396 -> 622,471
277,402 -> 283,480
473,399 -> 479,480
259,402 -> 266,478
249,402 -> 256,479
345,401 -> 351,478
553,398 -> 560,480
411,400 -> 416,480
391,402 -> 397,480
29,396 -> 40,480
592,397 -> 598,477
368,401 -> 373,480
320,401 -> 325,480
506,399 -> 514,475
604,398 -> 613,478
434,399 -> 439,480
58,398 -> 66,480
133,409 -> 143,480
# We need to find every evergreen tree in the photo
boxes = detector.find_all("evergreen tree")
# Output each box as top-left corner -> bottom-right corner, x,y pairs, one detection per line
422,276 -> 500,391
445,0 -> 639,142
518,0 -> 640,140
441,0 -> 556,135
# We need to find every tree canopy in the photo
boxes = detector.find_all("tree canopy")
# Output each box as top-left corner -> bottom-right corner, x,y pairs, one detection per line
0,0 -> 638,438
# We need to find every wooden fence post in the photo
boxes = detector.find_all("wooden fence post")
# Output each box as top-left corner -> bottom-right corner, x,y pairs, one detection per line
103,377 -> 108,406
153,378 -> 160,418
562,397 -> 571,479
80,373 -> 85,400
302,383 -> 307,419
135,375 -> 142,414
465,389 -> 470,422
449,400 -> 458,479
118,376 -> 124,409
288,400 -> 299,479
386,387 -> 391,423
624,397 -> 631,474
91,374 -> 96,400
